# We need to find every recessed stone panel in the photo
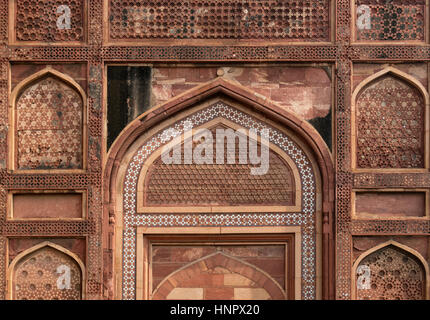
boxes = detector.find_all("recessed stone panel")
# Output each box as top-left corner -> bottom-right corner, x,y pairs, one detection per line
108,0 -> 331,42
12,193 -> 83,220
13,0 -> 85,43
355,192 -> 426,218
355,0 -> 425,42
151,244 -> 286,291
16,76 -> 83,170
355,75 -> 425,169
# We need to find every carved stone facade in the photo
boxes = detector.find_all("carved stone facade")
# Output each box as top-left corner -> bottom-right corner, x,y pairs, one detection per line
355,75 -> 425,168
0,0 -> 429,301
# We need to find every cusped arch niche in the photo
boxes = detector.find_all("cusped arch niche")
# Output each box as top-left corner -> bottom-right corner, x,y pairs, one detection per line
352,240 -> 429,300
7,241 -> 86,300
10,67 -> 87,171
352,67 -> 429,169
104,78 -> 334,300
152,252 -> 286,300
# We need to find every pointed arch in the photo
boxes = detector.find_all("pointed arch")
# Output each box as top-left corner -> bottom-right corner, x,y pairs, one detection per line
351,66 -> 430,169
352,67 -> 429,104
352,240 -> 429,300
103,77 -> 335,300
9,67 -> 87,171
152,252 -> 286,300
7,241 -> 86,300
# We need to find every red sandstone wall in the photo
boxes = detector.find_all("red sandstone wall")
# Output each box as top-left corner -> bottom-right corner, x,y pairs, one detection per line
151,66 -> 332,120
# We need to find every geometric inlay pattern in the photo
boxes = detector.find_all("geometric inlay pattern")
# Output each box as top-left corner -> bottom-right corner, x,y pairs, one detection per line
109,0 -> 330,41
122,101 -> 316,300
145,126 -> 295,206
16,77 -> 83,170
15,0 -> 85,42
13,246 -> 82,300
356,0 -> 425,41
356,246 -> 425,300
356,75 -> 425,168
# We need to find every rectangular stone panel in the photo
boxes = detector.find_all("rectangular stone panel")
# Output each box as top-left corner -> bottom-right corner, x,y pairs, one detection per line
108,0 -> 331,42
354,191 -> 427,218
355,0 -> 425,41
11,192 -> 84,220
12,0 -> 86,43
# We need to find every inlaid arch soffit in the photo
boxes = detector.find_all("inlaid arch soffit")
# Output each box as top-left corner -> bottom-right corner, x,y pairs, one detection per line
7,241 -> 86,300
9,67 -> 87,171
351,240 -> 430,300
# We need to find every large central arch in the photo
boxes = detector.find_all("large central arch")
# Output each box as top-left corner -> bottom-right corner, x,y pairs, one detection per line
103,78 -> 334,300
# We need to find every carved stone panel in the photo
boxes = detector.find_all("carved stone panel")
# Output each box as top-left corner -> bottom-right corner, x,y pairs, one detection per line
356,75 -> 425,169
14,0 -> 85,42
355,0 -> 425,41
13,246 -> 82,300
16,76 -> 83,170
356,246 -> 425,300
108,0 -> 330,41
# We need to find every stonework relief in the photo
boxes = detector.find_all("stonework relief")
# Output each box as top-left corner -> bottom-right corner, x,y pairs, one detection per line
356,246 -> 425,300
16,76 -> 83,170
13,246 -> 82,300
121,101 -> 317,299
152,252 -> 286,300
109,0 -> 330,41
15,0 -> 85,42
144,125 -> 295,207
356,0 -> 425,41
356,75 -> 424,168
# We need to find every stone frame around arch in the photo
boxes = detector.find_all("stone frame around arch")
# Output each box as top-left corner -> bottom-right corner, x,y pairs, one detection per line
103,78 -> 335,300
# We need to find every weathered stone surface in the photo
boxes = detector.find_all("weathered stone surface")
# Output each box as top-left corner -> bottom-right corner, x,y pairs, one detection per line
151,66 -> 332,121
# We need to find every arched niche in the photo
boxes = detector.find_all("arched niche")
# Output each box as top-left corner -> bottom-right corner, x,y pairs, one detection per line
352,240 -> 429,300
352,67 -> 430,170
103,78 -> 334,300
137,117 -> 302,213
9,67 -> 87,172
7,241 -> 86,300
152,252 -> 286,300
